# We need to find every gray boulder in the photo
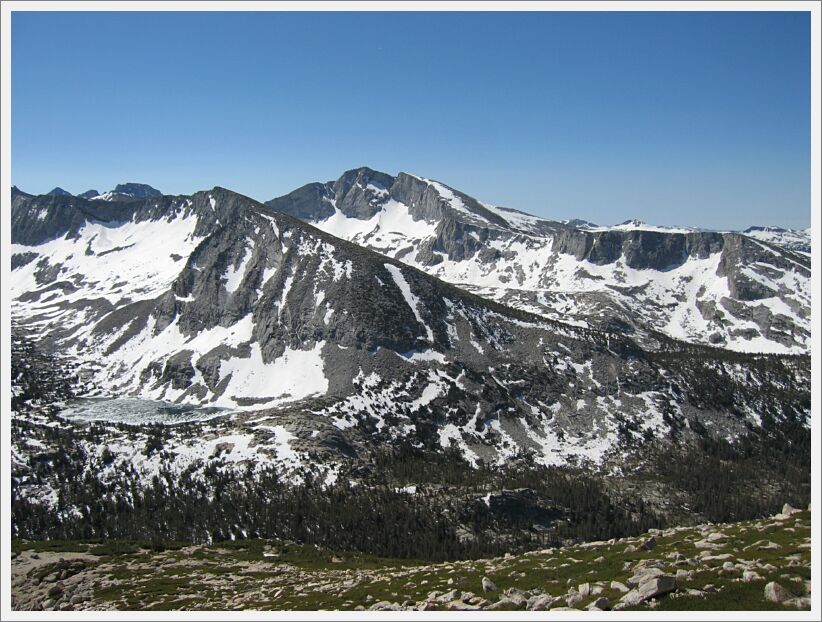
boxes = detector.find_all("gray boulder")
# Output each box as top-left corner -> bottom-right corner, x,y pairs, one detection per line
764,582 -> 794,604
481,576 -> 497,593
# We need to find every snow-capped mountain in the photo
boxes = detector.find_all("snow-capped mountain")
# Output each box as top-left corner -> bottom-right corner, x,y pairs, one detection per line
9,184 -> 810,469
266,168 -> 810,354
87,182 -> 163,201
741,226 -> 811,255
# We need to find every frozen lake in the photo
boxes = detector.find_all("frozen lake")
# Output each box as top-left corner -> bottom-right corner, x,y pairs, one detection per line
59,397 -> 231,425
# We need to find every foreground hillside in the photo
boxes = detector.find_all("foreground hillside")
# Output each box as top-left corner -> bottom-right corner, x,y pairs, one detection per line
11,507 -> 810,612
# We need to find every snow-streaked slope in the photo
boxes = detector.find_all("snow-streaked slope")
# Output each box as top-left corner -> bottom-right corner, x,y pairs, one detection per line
11,181 -> 811,473
282,172 -> 809,355
741,226 -> 811,255
10,214 -> 201,307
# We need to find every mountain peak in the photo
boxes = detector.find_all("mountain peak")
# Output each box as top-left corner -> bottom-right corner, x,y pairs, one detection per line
46,187 -> 73,197
618,219 -> 647,227
112,182 -> 162,198
564,218 -> 599,229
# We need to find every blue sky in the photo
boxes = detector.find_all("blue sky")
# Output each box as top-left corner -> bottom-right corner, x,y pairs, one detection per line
11,10 -> 811,229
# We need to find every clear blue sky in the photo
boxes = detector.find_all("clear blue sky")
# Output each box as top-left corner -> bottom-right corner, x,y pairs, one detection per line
11,10 -> 811,230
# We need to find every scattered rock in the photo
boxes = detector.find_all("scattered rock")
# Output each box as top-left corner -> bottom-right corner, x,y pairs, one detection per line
764,582 -> 794,604
587,596 -> 609,611
621,575 -> 677,607
610,580 -> 629,593
627,567 -> 665,587
526,594 -> 554,610
438,589 -> 460,603
694,540 -> 720,550
743,571 -> 764,583
784,596 -> 811,609
782,504 -> 801,517
640,536 -> 657,551
566,590 -> 584,607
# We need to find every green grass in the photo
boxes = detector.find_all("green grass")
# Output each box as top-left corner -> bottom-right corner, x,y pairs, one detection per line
12,539 -> 95,554
13,513 -> 810,611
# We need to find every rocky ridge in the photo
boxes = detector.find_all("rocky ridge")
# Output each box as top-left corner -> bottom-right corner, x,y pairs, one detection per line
266,167 -> 810,353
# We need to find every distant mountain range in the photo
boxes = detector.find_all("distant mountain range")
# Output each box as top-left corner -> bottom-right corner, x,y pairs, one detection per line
9,172 -> 810,474
26,182 -> 164,202
265,167 -> 810,353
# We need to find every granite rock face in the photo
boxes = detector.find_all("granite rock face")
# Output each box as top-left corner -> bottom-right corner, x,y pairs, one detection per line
265,168 -> 810,354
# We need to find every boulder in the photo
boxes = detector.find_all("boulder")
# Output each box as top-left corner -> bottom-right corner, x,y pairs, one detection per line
437,589 -> 460,603
566,590 -> 584,607
764,582 -> 794,604
784,596 -> 811,609
694,540 -> 720,550
610,580 -> 629,593
526,594 -> 555,610
743,571 -> 763,583
587,597 -> 609,611
640,536 -> 657,551
487,598 -> 520,610
627,567 -> 665,587
621,575 -> 677,607
781,504 -> 801,517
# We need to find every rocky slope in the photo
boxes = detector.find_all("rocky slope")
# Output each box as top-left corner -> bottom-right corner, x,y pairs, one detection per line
10,185 -> 810,476
10,506 -> 811,611
266,167 -> 810,354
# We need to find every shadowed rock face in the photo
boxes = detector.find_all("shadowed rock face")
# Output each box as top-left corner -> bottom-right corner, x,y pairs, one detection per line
266,182 -> 335,222
552,229 -> 726,270
332,167 -> 395,220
